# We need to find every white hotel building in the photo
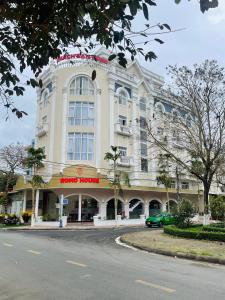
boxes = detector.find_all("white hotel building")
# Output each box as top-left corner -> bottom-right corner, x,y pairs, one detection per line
14,48 -> 204,226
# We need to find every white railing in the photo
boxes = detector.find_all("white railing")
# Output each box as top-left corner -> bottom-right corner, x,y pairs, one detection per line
114,123 -> 132,136
118,156 -> 134,167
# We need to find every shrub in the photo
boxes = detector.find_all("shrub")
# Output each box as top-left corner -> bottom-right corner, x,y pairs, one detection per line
203,225 -> 225,233
174,199 -> 195,228
209,195 -> 225,220
22,211 -> 32,223
164,225 -> 225,242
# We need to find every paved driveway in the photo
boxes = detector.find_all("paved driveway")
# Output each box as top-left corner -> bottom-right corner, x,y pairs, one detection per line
0,227 -> 225,300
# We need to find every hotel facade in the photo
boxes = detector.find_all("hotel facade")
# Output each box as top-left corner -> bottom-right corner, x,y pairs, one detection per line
12,48 -> 206,226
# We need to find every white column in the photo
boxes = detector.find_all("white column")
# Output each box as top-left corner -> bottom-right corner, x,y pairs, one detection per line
162,202 -> 167,212
124,203 -> 129,219
35,189 -> 40,220
23,190 -> 27,212
144,201 -> 149,218
109,83 -> 115,147
95,90 -> 101,169
61,88 -> 67,165
100,201 -> 107,220
78,194 -> 82,222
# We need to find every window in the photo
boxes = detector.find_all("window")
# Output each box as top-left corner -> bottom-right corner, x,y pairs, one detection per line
119,90 -> 128,105
70,76 -> 94,95
140,98 -> 146,112
140,143 -> 147,156
43,92 -> 48,106
181,182 -> 189,189
67,133 -> 94,160
140,130 -> 147,142
140,117 -> 146,129
68,102 -> 94,126
157,127 -> 164,135
141,158 -> 148,172
118,146 -> 127,157
170,181 -> 176,189
155,103 -> 164,117
119,115 -> 127,126
172,110 -> 179,122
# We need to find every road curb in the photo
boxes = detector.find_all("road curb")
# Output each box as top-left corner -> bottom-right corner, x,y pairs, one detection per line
120,236 -> 225,266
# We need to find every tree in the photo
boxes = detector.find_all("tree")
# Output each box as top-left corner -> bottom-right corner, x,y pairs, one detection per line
104,146 -> 121,221
209,195 -> 225,221
157,153 -> 173,212
23,147 -> 46,226
0,1 -> 219,117
174,198 -> 195,228
147,60 -> 225,217
0,143 -> 25,213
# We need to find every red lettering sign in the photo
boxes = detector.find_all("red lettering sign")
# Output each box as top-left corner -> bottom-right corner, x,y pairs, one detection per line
56,54 -> 108,64
60,177 -> 100,184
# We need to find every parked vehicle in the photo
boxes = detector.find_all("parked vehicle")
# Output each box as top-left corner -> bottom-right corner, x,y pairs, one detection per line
145,212 -> 176,227
2,215 -> 20,225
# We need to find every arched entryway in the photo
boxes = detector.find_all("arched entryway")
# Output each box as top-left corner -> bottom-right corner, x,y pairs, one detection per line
129,199 -> 144,219
106,198 -> 124,220
149,200 -> 162,216
65,194 -> 99,222
166,200 -> 177,213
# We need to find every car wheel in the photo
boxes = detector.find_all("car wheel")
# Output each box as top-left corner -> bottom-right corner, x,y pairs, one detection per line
147,225 -> 152,228
159,222 -> 163,228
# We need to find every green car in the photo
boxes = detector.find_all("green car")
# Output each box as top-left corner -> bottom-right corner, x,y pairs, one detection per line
145,212 -> 176,228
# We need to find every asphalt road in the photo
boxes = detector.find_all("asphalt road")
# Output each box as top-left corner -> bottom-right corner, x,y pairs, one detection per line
0,227 -> 225,300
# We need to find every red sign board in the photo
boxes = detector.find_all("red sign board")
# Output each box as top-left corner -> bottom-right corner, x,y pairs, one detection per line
56,53 -> 108,64
60,177 -> 100,184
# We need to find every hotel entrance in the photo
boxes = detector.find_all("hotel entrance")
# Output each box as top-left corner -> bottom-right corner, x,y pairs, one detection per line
65,195 -> 99,222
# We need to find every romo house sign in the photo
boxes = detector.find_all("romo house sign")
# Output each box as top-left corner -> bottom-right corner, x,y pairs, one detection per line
56,53 -> 108,64
60,177 -> 100,184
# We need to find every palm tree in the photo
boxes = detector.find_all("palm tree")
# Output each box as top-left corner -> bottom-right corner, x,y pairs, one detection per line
23,147 -> 46,226
104,146 -> 121,221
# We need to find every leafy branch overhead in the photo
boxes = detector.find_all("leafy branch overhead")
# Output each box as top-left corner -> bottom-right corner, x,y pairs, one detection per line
0,0 -> 219,117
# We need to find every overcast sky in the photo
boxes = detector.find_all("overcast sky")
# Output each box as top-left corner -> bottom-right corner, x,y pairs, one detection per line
0,0 -> 224,147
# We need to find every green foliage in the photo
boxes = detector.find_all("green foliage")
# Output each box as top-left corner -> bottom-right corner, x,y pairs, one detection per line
174,199 -> 195,228
0,172 -> 17,192
209,195 -> 225,220
157,153 -> 172,189
23,147 -> 46,171
104,146 -> 121,163
203,225 -> 225,233
164,225 -> 225,242
175,0 -> 218,13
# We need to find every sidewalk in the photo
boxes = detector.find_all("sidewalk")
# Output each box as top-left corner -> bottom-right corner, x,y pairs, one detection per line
1,223 -> 146,231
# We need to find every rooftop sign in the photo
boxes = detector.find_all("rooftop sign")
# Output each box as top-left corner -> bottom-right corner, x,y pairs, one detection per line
56,53 -> 108,64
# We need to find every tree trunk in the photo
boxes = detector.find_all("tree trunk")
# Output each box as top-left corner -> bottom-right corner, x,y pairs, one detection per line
166,189 -> 170,213
203,181 -> 210,214
31,187 -> 36,227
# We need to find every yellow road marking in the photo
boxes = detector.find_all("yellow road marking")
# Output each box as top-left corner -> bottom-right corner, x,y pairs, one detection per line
3,243 -> 13,247
66,260 -> 87,268
135,279 -> 176,294
27,250 -> 41,255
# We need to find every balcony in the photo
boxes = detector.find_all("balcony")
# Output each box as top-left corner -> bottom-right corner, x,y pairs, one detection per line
117,156 -> 134,167
36,123 -> 48,137
114,123 -> 132,136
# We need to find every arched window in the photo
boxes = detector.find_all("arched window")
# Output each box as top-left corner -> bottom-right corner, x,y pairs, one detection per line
70,76 -> 94,96
118,89 -> 128,105
140,98 -> 146,112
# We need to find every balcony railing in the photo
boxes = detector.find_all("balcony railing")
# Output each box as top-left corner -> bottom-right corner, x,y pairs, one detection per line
36,123 -> 48,137
117,156 -> 134,167
114,123 -> 132,136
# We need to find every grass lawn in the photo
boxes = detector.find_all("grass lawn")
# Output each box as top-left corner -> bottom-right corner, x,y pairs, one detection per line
121,230 -> 225,260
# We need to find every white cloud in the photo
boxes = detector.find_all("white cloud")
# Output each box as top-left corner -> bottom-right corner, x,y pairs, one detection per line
207,1 -> 225,24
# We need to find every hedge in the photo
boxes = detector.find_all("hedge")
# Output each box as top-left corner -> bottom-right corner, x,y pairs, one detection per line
203,225 -> 225,233
164,225 -> 225,242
